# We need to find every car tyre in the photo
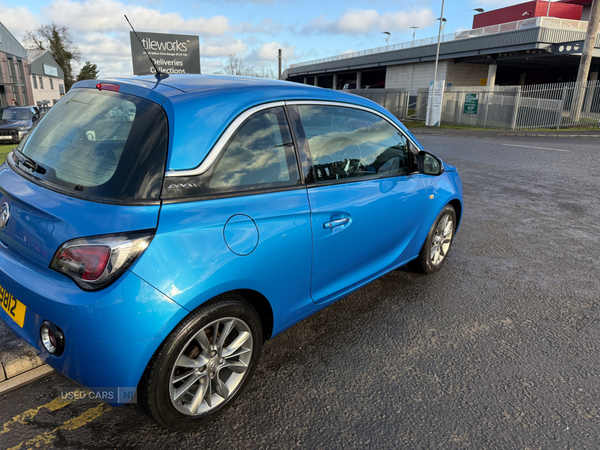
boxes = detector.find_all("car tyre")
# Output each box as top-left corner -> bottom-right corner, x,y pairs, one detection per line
139,294 -> 263,431
412,204 -> 456,274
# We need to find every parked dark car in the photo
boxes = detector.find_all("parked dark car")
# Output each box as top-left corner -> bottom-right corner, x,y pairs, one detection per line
0,106 -> 40,143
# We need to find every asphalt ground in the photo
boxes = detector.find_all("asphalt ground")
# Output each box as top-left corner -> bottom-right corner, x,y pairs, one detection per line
1,134 -> 600,449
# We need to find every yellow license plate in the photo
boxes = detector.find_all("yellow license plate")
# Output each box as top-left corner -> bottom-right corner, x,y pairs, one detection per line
0,284 -> 26,327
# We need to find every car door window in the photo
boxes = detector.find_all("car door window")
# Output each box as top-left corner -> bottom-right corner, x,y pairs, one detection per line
209,107 -> 298,191
296,105 -> 413,183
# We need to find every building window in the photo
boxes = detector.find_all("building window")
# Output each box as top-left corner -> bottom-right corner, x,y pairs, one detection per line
59,84 -> 65,95
21,86 -> 28,106
7,57 -> 16,83
39,76 -> 44,89
50,78 -> 54,90
12,86 -> 21,105
32,76 -> 38,89
17,60 -> 25,84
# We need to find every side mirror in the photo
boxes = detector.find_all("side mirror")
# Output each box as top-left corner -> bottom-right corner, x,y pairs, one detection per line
417,151 -> 444,176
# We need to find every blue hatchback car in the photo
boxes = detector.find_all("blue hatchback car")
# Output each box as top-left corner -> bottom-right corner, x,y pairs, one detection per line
0,75 -> 462,430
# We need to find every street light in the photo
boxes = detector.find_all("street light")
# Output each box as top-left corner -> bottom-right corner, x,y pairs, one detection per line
437,17 -> 448,37
427,0 -> 445,127
382,31 -> 391,49
410,26 -> 419,46
546,0 -> 552,17
473,8 -> 484,13
277,51 -> 287,79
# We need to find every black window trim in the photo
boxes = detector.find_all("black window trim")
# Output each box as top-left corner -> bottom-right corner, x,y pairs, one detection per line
287,100 -> 421,186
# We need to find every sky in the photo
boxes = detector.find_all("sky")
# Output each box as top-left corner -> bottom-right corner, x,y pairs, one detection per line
1,0 -> 527,78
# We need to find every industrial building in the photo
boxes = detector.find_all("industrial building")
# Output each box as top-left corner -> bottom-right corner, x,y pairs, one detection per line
284,0 -> 600,94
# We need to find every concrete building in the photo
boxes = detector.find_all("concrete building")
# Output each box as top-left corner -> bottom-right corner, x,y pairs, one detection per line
27,49 -> 65,107
0,22 -> 34,107
284,0 -> 600,94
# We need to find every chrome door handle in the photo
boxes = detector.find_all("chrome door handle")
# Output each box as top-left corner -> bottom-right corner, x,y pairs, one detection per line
323,218 -> 349,229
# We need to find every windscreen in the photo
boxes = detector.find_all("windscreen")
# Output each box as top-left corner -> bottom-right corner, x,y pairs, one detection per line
2,109 -> 30,120
18,88 -> 168,202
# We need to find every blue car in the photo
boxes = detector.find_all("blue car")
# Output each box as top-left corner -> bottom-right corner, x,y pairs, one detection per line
0,75 -> 462,430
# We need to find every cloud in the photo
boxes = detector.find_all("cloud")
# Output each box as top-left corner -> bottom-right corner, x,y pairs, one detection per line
201,37 -> 248,58
42,0 -> 231,36
0,5 -> 38,37
305,8 -> 435,35
245,41 -> 296,67
237,18 -> 284,35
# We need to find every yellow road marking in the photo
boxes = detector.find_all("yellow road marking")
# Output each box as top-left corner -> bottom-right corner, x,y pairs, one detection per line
0,396 -> 76,434
6,403 -> 111,450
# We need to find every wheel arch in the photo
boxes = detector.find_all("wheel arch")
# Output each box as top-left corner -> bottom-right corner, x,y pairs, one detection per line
230,288 -> 274,341
448,198 -> 463,229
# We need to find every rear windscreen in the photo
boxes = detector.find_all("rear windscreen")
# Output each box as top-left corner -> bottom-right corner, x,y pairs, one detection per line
17,88 -> 168,202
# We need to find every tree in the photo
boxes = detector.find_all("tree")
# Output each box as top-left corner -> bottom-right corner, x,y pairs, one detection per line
76,62 -> 99,82
219,54 -> 256,76
24,24 -> 81,91
216,54 -> 277,79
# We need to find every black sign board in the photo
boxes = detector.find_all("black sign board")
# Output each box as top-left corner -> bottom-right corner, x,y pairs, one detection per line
463,93 -> 479,115
130,31 -> 200,76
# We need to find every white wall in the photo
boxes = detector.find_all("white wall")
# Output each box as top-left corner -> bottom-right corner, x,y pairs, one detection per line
386,60 -> 489,94
31,75 -> 63,106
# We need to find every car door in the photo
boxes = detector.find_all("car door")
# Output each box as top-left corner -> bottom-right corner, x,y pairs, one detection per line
289,103 -> 428,304
133,105 -> 315,331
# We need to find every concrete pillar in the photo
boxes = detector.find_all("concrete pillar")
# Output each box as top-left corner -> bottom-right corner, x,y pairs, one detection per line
333,73 -> 338,90
303,76 -> 308,85
356,71 -> 362,89
486,63 -> 497,87
519,72 -> 527,86
314,75 -> 318,87
583,71 -> 599,113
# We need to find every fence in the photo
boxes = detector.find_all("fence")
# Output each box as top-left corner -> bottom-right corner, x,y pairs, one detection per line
415,81 -> 600,130
345,88 -> 410,120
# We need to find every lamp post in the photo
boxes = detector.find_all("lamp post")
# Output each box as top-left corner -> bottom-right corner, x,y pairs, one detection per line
438,17 -> 447,37
427,0 -> 445,127
382,31 -> 391,49
546,0 -> 552,17
277,50 -> 287,79
410,27 -> 419,46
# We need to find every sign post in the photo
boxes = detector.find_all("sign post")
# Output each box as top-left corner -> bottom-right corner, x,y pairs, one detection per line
426,79 -> 445,127
130,32 -> 200,76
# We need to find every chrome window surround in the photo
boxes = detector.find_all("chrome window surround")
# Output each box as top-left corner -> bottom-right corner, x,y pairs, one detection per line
165,100 -> 421,178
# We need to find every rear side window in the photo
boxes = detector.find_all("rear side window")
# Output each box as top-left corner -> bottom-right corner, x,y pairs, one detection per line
297,105 -> 413,183
17,88 -> 168,202
162,106 -> 300,199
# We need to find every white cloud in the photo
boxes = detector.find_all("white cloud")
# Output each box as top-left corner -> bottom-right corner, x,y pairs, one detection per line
0,5 -> 38,37
305,8 -> 435,35
201,37 -> 248,58
42,0 -> 231,36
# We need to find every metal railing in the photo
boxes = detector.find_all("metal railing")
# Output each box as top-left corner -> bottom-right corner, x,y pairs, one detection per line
345,89 -> 410,120
415,81 -> 600,130
290,16 -> 590,69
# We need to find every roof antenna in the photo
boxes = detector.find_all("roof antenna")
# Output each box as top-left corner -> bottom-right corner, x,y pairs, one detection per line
124,15 -> 169,80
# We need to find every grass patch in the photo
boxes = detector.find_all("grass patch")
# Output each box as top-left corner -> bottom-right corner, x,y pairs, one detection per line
401,120 -> 600,132
0,144 -> 14,163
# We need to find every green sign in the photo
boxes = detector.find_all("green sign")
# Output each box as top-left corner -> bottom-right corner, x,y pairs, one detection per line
463,93 -> 479,114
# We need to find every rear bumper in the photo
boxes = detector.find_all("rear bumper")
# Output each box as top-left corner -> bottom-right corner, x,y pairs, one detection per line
0,246 -> 187,403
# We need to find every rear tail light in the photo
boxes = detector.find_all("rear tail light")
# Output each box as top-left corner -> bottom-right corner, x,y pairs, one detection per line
50,230 -> 155,291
